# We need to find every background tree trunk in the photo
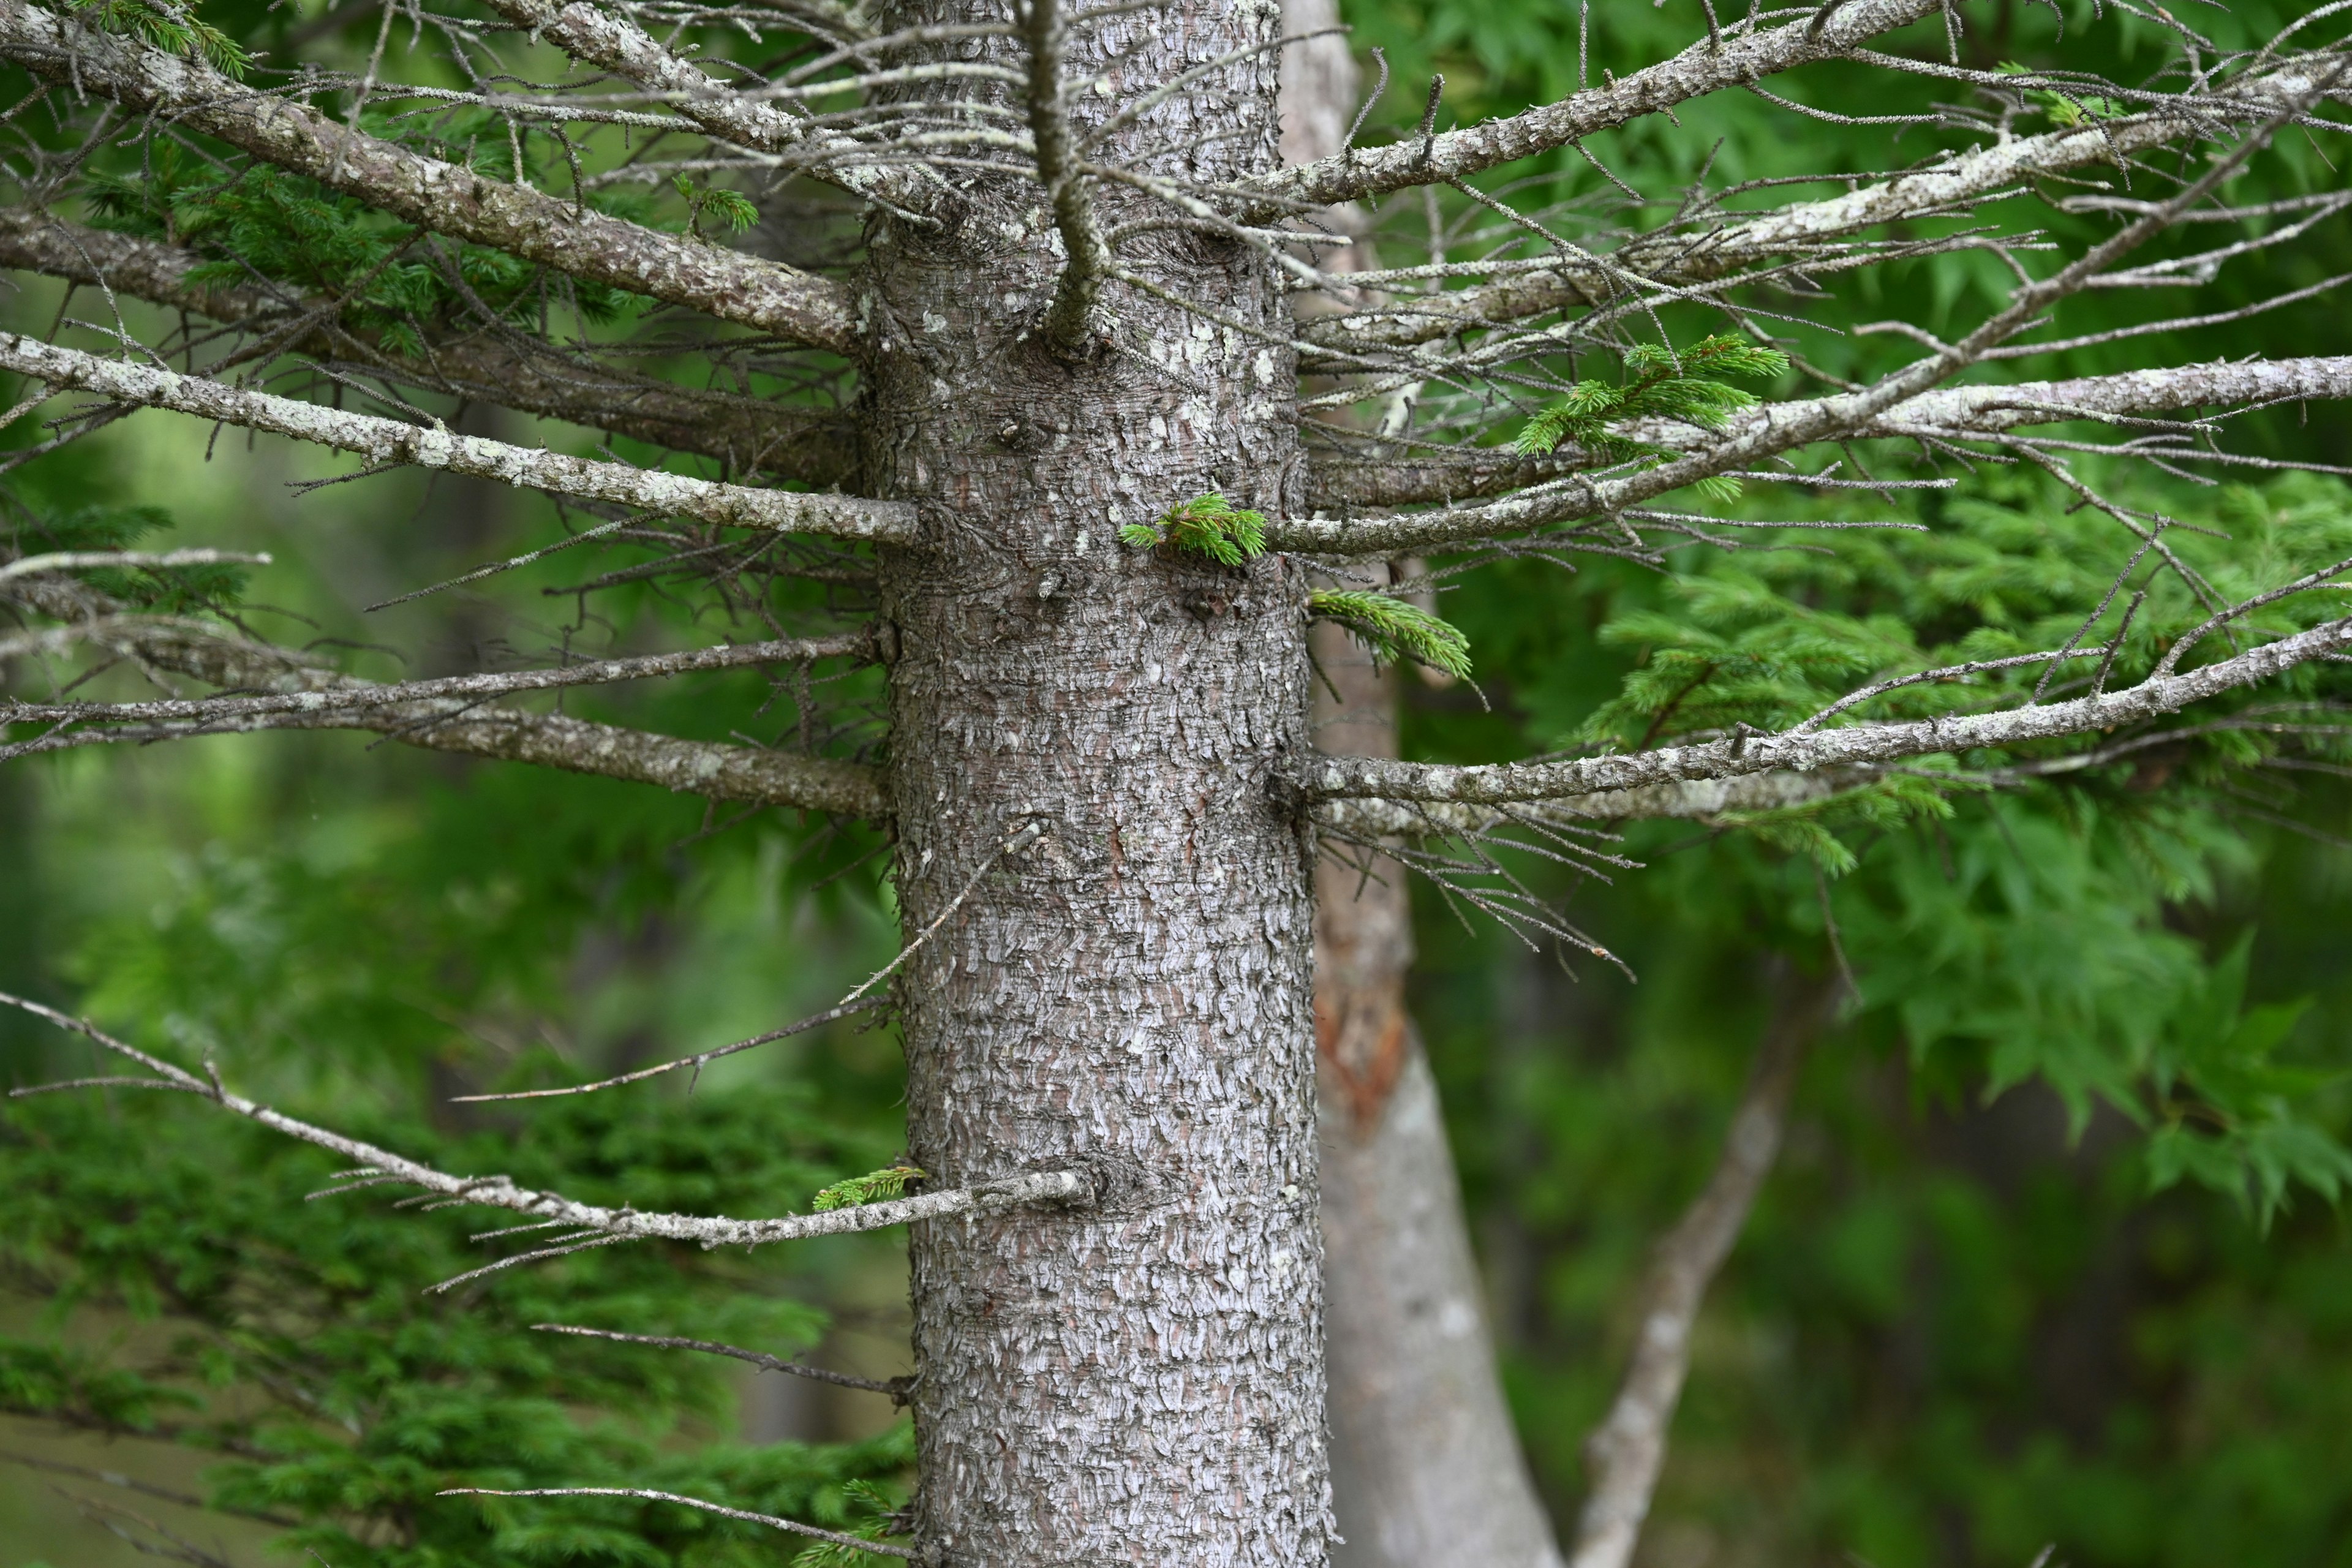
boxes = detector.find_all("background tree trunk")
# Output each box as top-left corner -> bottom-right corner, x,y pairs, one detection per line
1279,9 -> 1567,1561
869,2 -> 1329,1561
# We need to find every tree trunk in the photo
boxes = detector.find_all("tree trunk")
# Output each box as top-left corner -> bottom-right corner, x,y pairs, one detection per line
865,3 -> 1329,1561
1311,621 -> 1568,1568
1278,6 -> 1567,1562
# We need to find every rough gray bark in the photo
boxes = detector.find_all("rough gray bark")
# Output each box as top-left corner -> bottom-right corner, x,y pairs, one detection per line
1280,8 -> 1567,1562
860,2 -> 1327,1559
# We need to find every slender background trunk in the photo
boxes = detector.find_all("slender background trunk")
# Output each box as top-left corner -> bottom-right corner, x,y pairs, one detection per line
869,2 -> 1329,1560
1278,9 -> 1567,1561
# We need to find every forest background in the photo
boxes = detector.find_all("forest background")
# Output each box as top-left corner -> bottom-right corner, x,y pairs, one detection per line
2,0 -> 2350,1565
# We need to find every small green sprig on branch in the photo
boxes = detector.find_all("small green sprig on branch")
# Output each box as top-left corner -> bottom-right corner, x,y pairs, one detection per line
1308,589 -> 1473,680
1515,334 -> 1789,505
796,1480 -> 912,1567
1120,494 -> 1267,566
66,0 -> 247,74
672,175 -> 758,240
809,1164 -> 925,1213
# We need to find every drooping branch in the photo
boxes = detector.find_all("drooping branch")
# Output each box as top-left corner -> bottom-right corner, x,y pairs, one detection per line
1296,356 -> 2352,512
0,333 -> 914,541
1230,0 -> 1947,216
1306,615 -> 2352,809
0,992 -> 1090,1265
0,210 -> 861,484
0,0 -> 862,352
1570,975 -> 1834,1568
0,614 -> 893,818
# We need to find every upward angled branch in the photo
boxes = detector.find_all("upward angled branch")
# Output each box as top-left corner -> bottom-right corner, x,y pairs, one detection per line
0,0 -> 861,352
0,333 -> 915,541
1304,55 -> 2342,355
1025,0 -> 1110,355
1572,977 -> 1833,1568
1231,0 -> 1947,215
1300,355 -> 2352,515
1307,615 -> 2352,809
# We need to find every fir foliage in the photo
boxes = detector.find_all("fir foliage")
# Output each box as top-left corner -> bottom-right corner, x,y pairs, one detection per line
1513,334 -> 1789,504
86,138 -> 643,357
810,1164 -> 925,1212
1307,587 -> 1474,679
64,0 -> 247,74
1118,493 -> 1268,565
2,495 -> 252,612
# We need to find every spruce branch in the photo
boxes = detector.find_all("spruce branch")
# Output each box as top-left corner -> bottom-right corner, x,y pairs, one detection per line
0,209 -> 859,483
0,333 -> 914,541
0,992 -> 1088,1270
0,0 -> 861,350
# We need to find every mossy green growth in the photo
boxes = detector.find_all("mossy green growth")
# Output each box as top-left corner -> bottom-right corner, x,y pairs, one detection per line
1515,334 -> 1789,505
810,1164 -> 925,1212
1308,589 -> 1473,680
1120,494 -> 1268,566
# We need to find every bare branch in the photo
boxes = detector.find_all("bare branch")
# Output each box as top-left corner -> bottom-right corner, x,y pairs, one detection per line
1307,55 -> 2343,353
1231,0 -> 1947,215
532,1322 -> 911,1400
0,548 -> 269,585
1313,767 -> 1866,837
0,1 -> 861,351
470,0 -> 937,214
0,990 -> 1088,1266
1305,616 -> 2352,809
450,997 -> 886,1101
438,1487 -> 914,1558
1571,976 -> 1834,1568
0,333 -> 914,541
0,615 -> 893,818
0,209 -> 861,483
0,629 -> 872,746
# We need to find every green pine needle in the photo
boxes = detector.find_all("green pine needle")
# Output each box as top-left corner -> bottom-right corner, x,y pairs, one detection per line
796,1482 -> 905,1567
1308,589 -> 1473,679
810,1164 -> 925,1213
67,0 -> 249,74
1121,494 -> 1268,566
673,175 -> 759,236
1514,334 -> 1790,460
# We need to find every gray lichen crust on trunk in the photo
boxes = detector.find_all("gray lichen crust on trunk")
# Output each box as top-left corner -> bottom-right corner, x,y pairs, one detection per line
861,0 -> 1328,1561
